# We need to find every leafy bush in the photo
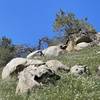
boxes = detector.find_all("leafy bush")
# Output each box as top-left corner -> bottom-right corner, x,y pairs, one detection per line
0,37 -> 15,67
53,10 -> 96,43
0,47 -> 15,67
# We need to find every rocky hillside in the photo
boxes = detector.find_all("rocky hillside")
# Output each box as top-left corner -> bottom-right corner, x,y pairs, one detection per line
0,46 -> 100,100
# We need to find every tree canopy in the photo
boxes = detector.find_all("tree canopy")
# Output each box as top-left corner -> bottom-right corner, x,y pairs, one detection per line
53,10 -> 96,42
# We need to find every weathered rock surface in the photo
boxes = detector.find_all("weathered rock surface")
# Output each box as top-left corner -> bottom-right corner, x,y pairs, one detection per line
42,45 -> 66,57
46,60 -> 70,72
2,58 -> 27,80
2,58 -> 45,80
70,65 -> 90,76
16,64 -> 60,94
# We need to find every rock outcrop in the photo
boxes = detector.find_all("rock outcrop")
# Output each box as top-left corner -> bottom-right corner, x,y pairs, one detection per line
70,65 -> 90,76
16,64 -> 60,94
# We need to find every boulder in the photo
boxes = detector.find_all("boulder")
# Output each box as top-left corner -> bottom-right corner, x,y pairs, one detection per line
2,58 -> 45,80
76,42 -> 90,50
46,60 -> 70,72
70,65 -> 90,76
42,45 -> 66,57
2,58 -> 27,80
16,65 -> 60,94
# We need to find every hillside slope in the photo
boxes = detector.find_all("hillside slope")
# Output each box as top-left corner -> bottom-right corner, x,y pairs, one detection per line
0,46 -> 100,100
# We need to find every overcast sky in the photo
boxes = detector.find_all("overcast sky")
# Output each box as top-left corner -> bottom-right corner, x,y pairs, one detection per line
0,0 -> 99,45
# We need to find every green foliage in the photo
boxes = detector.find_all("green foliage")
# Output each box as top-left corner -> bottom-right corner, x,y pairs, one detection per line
0,36 -> 12,47
0,37 -> 15,67
0,37 -> 35,66
0,47 -> 15,67
54,10 -> 96,39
